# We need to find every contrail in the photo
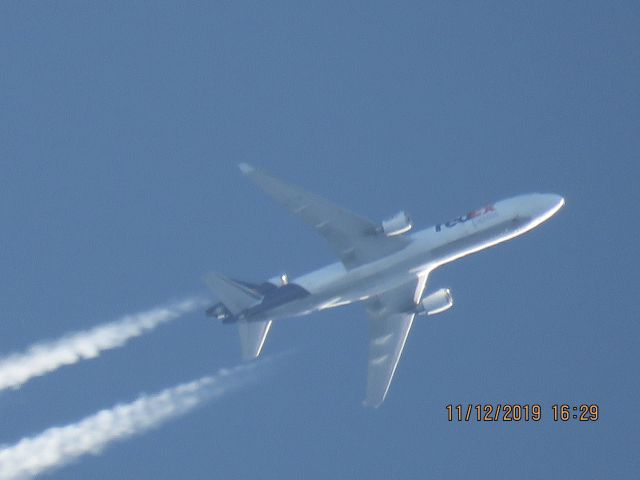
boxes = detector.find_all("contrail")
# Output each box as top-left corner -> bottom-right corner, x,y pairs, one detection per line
0,297 -> 207,392
0,361 -> 265,480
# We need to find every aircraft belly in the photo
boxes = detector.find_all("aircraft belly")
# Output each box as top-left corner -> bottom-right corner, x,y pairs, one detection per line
429,216 -> 530,267
252,217 -> 530,322
263,250 -> 434,320
270,276 -> 410,319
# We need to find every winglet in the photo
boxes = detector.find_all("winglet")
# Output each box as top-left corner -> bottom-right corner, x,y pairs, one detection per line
238,163 -> 254,174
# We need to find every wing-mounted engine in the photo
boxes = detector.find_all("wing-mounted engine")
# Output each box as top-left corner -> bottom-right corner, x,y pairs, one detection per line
418,288 -> 453,316
379,211 -> 413,236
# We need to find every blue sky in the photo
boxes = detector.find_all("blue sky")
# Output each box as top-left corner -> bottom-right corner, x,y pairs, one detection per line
0,1 -> 638,478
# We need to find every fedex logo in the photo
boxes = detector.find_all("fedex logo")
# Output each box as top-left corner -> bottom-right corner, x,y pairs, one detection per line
435,204 -> 496,232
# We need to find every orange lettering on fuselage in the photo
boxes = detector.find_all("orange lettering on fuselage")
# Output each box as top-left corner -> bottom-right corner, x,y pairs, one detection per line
435,205 -> 495,232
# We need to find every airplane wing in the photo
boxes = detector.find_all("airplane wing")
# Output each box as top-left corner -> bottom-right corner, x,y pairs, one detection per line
239,164 -> 410,269
363,272 -> 429,407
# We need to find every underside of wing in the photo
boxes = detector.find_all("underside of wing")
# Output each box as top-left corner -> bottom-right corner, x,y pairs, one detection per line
363,273 -> 429,407
239,164 -> 410,269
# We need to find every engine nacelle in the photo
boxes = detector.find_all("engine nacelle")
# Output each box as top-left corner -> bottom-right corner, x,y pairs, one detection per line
418,288 -> 453,316
380,211 -> 412,236
268,273 -> 289,287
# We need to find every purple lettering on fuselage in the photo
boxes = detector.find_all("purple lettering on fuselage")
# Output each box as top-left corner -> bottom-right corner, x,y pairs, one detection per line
435,204 -> 495,232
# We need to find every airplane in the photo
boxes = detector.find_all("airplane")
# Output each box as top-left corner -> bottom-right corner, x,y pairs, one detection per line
205,164 -> 564,407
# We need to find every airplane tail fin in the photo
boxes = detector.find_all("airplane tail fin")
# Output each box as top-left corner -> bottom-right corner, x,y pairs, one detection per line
203,272 -> 272,360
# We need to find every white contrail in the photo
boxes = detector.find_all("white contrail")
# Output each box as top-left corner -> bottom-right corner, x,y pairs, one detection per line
0,297 -> 207,392
0,362 -> 264,480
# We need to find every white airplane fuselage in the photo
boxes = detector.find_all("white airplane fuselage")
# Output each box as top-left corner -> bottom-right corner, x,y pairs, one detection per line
249,193 -> 564,321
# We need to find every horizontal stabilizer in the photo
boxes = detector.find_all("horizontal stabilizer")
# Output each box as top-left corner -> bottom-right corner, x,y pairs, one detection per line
238,319 -> 273,360
203,272 -> 262,315
204,273 -> 273,359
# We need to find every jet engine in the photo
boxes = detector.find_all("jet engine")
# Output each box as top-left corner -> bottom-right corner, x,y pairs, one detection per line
418,288 -> 453,316
380,211 -> 412,236
268,273 -> 289,287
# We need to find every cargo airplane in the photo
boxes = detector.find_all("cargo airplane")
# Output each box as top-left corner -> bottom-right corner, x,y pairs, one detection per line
205,164 -> 564,407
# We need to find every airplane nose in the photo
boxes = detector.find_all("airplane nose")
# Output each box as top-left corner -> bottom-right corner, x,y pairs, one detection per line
540,193 -> 565,213
528,193 -> 564,222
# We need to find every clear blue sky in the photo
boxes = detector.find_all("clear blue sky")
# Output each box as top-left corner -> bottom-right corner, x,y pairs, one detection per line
1,1 -> 638,478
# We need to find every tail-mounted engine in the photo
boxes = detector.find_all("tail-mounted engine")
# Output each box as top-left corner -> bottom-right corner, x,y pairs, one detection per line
379,211 -> 413,236
418,288 -> 453,316
268,273 -> 289,287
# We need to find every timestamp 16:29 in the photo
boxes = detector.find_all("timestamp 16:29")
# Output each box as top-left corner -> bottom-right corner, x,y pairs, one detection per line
445,404 -> 599,422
